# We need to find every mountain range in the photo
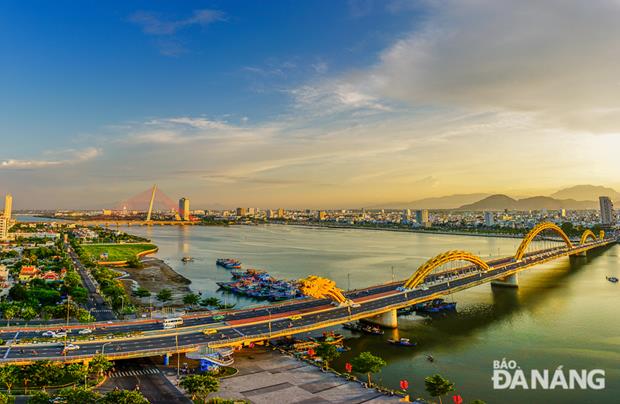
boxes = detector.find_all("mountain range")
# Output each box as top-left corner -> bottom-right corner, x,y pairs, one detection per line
373,185 -> 618,210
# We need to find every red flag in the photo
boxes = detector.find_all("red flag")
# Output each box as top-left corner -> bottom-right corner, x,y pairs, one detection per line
452,395 -> 463,404
307,349 -> 315,356
399,380 -> 409,390
345,362 -> 352,373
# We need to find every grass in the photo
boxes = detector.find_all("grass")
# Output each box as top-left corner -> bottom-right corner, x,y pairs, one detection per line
80,243 -> 157,262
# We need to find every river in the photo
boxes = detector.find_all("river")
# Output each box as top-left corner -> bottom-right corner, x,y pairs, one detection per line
115,224 -> 618,403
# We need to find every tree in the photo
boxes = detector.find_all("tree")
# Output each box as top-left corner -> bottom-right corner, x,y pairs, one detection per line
351,351 -> 386,386
156,289 -> 172,303
0,365 -> 19,394
315,342 -> 341,369
58,386 -> 101,403
180,374 -> 220,403
0,391 -> 9,404
133,288 -> 151,298
100,389 -> 149,404
200,297 -> 221,307
20,305 -> 38,322
424,374 -> 455,404
183,293 -> 200,306
88,354 -> 112,379
27,391 -> 51,404
126,256 -> 143,269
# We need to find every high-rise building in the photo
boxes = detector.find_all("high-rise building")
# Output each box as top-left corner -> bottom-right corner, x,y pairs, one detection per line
277,208 -> 284,218
236,207 -> 247,217
266,209 -> 274,219
484,211 -> 494,226
402,209 -> 411,223
415,209 -> 429,226
559,208 -> 566,218
318,211 -> 327,221
178,197 -> 190,221
599,196 -> 614,225
1,194 -> 13,241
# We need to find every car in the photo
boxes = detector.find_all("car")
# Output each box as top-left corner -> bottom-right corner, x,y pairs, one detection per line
78,329 -> 93,335
349,303 -> 361,308
63,344 -> 80,352
289,315 -> 302,321
42,331 -> 56,338
55,331 -> 68,338
203,328 -> 218,335
213,315 -> 225,321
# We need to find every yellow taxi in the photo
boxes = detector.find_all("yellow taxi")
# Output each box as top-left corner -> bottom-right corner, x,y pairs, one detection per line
203,328 -> 218,335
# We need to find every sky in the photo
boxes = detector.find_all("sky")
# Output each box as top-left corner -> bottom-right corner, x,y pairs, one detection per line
2,0 -> 620,209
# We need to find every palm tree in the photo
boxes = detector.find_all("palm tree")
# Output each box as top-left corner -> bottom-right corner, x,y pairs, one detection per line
180,374 -> 220,403
350,351 -> 387,386
424,374 -> 455,404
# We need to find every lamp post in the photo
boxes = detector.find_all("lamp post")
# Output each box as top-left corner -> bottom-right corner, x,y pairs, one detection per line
101,341 -> 111,356
267,309 -> 272,338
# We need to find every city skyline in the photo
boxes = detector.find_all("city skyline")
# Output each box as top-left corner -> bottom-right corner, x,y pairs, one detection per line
2,0 -> 620,209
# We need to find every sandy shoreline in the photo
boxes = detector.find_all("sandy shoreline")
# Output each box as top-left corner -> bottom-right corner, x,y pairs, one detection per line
120,256 -> 192,307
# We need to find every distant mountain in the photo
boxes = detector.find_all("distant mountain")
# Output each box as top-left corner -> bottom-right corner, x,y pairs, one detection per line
456,194 -> 598,211
551,185 -> 620,201
370,193 -> 490,210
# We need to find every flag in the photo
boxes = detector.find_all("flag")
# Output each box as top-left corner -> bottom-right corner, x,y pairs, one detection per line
399,380 -> 409,390
452,395 -> 463,404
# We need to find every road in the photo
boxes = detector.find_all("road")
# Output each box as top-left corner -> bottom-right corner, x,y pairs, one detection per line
0,239 -> 612,363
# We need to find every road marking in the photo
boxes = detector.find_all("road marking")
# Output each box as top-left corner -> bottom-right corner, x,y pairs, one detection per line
232,328 -> 244,337
110,368 -> 161,378
3,347 -> 11,359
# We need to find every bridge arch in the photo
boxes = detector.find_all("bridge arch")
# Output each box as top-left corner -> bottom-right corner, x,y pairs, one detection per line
580,229 -> 597,245
514,222 -> 572,261
404,250 -> 490,289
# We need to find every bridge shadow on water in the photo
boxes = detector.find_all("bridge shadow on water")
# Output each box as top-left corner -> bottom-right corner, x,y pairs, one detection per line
336,244 -> 615,364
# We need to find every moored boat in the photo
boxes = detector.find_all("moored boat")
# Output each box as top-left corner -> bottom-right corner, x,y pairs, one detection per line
387,338 -> 417,347
607,276 -> 619,283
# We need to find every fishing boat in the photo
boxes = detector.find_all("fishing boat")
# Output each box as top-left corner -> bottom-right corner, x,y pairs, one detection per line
313,332 -> 344,345
607,276 -> 619,283
426,354 -> 435,362
361,324 -> 384,335
342,322 -> 363,332
216,258 -> 242,269
387,338 -> 417,347
181,256 -> 193,263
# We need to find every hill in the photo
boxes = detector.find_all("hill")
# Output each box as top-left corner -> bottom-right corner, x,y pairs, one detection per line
551,185 -> 619,201
456,194 -> 597,211
370,193 -> 490,210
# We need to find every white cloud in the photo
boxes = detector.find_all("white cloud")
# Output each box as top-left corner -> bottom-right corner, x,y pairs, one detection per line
129,9 -> 225,36
1,147 -> 101,170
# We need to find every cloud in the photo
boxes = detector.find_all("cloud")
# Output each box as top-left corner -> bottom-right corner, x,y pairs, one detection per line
368,0 -> 620,132
1,147 -> 101,170
129,9 -> 225,36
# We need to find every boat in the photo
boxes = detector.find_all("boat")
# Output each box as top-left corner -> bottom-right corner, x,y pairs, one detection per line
361,324 -> 384,335
216,258 -> 242,269
313,332 -> 344,345
387,338 -> 417,347
342,322 -> 363,332
426,354 -> 435,362
607,276 -> 619,283
181,256 -> 194,263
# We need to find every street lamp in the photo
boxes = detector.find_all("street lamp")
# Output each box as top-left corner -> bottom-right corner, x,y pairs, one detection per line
101,341 -> 112,356
267,309 -> 272,338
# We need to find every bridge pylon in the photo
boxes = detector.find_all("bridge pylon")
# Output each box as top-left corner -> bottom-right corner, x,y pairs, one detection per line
491,273 -> 519,288
362,309 -> 398,329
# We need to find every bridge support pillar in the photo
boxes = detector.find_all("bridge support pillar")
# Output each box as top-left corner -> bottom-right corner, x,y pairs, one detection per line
362,309 -> 398,328
491,273 -> 518,288
163,353 -> 170,366
575,251 -> 587,257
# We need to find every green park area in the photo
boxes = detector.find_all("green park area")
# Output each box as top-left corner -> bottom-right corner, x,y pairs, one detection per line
80,243 -> 157,263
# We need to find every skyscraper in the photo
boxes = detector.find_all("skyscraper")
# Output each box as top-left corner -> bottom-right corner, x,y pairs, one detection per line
178,197 -> 190,221
484,211 -> 494,226
402,208 -> 411,223
0,194 -> 12,241
416,209 -> 429,226
599,196 -> 614,226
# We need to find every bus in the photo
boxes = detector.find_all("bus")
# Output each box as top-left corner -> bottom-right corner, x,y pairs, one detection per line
162,317 -> 183,329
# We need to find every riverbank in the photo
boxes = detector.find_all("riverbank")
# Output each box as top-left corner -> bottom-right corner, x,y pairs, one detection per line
120,257 -> 192,307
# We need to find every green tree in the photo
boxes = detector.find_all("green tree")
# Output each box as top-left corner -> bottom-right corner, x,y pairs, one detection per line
315,342 -> 341,369
133,288 -> 151,298
20,305 -> 37,322
0,391 -> 10,404
156,289 -> 172,303
87,354 -> 112,379
183,293 -> 200,306
350,351 -> 386,386
58,386 -> 101,403
424,374 -> 455,404
2,305 -> 18,326
0,365 -> 19,394
200,297 -> 221,307
180,374 -> 220,403
100,389 -> 149,404
27,391 -> 51,404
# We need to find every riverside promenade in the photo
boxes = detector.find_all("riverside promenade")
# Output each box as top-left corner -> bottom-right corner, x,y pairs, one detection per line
209,348 -> 402,403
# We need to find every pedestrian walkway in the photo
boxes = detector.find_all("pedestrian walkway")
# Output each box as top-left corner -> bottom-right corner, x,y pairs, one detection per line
110,367 -> 161,378
209,348 -> 402,403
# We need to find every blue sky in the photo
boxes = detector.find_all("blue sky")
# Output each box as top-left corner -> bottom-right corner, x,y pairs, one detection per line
2,1 -> 620,209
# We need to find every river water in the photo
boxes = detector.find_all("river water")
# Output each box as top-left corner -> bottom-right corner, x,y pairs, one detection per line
111,224 -> 618,402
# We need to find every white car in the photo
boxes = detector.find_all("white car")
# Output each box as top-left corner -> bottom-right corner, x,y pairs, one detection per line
78,329 -> 93,335
55,331 -> 68,338
42,331 -> 56,338
63,344 -> 80,351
